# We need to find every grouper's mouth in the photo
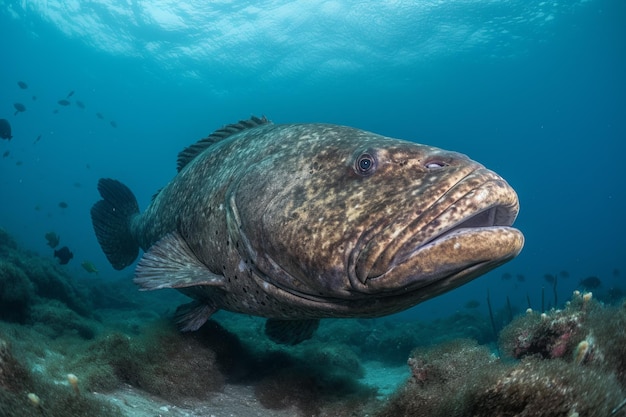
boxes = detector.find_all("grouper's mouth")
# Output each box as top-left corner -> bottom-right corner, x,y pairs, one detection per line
349,168 -> 524,294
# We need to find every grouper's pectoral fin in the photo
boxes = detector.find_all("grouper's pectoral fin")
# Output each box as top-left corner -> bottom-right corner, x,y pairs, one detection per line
264,318 -> 320,345
134,231 -> 226,290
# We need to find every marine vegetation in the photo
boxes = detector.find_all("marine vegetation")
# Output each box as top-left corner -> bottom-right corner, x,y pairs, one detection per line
376,336 -> 625,417
0,338 -> 123,417
0,228 -> 92,335
500,291 -> 626,389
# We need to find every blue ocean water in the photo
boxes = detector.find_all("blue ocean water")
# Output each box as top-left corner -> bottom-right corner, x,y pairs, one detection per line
0,0 -> 624,325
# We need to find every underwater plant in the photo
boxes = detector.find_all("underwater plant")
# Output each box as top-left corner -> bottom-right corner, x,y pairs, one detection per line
0,337 -> 123,417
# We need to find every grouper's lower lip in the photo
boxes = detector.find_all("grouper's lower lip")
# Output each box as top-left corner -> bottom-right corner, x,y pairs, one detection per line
360,226 -> 524,293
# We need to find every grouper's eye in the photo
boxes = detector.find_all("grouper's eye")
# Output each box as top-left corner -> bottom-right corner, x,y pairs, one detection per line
425,160 -> 446,170
355,153 -> 376,176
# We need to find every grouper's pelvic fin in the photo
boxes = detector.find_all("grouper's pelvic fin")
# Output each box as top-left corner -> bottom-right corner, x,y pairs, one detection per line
91,178 -> 140,270
175,300 -> 218,332
176,115 -> 270,172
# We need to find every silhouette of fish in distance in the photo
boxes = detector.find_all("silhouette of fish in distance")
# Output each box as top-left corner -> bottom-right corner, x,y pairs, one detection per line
91,116 -> 524,344
54,246 -> 73,265
0,119 -> 12,140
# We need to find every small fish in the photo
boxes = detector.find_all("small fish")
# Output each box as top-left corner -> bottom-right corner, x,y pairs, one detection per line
543,274 -> 556,284
54,246 -> 73,265
0,119 -> 12,140
110,120 -> 117,128
13,103 -> 26,116
559,270 -> 569,278
613,268 -> 620,278
33,134 -> 42,144
17,81 -> 28,89
66,90 -> 75,98
58,99 -> 71,106
92,116 -> 523,345
58,201 -> 68,209
32,96 -> 37,101
2,151 -> 9,158
464,300 -> 480,309
501,272 -> 512,281
81,261 -> 99,274
76,101 -> 85,109
579,276 -> 602,290
45,231 -> 60,248
96,112 -> 104,119
73,182 -> 82,188
15,161 -> 22,166
516,274 -> 525,282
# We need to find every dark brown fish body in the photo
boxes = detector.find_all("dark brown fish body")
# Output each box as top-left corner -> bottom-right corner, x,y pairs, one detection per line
92,117 -> 523,343
54,246 -> 73,264
0,119 -> 12,140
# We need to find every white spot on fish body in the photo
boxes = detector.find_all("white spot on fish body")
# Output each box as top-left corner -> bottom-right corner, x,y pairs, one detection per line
238,259 -> 246,272
454,242 -> 461,250
219,204 -> 224,211
475,188 -> 488,202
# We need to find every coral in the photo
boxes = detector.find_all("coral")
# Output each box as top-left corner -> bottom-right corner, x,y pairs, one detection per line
376,339 -> 500,417
468,358 -> 623,416
498,291 -> 626,389
375,336 -> 626,417
498,294 -> 598,361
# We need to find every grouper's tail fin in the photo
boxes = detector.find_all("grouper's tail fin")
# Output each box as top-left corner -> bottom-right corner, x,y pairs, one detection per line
91,178 -> 140,270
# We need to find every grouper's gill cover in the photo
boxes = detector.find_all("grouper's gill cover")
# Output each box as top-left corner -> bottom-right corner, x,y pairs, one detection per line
91,116 -> 524,345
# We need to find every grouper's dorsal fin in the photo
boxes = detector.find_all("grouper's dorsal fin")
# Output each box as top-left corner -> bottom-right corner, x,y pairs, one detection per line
176,115 -> 271,172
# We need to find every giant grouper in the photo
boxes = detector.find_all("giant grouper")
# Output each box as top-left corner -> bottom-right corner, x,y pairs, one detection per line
91,116 -> 524,344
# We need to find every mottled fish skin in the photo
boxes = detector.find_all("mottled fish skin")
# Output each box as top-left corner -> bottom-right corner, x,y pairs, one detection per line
121,120 -> 523,320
